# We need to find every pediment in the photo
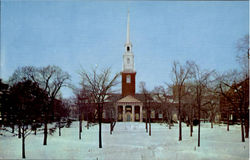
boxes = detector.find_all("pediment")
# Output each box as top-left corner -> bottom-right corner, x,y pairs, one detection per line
117,95 -> 142,103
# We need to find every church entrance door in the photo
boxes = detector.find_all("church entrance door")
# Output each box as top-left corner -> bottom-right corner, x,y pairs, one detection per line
126,113 -> 132,121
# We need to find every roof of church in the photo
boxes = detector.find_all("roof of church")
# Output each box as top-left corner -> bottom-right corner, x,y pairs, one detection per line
106,93 -> 155,103
117,95 -> 142,103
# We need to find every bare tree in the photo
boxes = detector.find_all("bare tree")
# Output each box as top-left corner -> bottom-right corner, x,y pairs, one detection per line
80,67 -> 119,148
190,63 -> 214,147
206,86 -> 220,129
236,34 -> 249,139
9,65 -> 71,145
182,85 -> 196,137
153,85 -> 174,129
171,61 -> 193,141
54,98 -> 71,137
39,65 -> 70,145
217,71 -> 249,142
139,82 -> 148,133
106,98 -> 117,135
139,81 -> 153,136
73,86 -> 92,140
8,66 -> 39,84
236,34 -> 249,75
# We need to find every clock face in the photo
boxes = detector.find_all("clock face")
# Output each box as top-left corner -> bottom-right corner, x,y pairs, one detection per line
127,58 -> 130,64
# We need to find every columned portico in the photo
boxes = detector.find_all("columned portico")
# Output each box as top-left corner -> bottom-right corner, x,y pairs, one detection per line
123,105 -> 125,122
116,95 -> 143,122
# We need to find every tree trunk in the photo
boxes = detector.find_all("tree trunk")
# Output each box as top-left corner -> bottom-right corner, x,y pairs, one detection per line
110,111 -> 112,135
191,122 -> 193,133
211,118 -> 213,129
168,117 -> 171,129
179,118 -> 182,141
12,124 -> 14,133
112,121 -> 116,133
198,103 -> 201,147
190,119 -> 193,137
146,111 -> 148,133
198,121 -> 200,147
87,113 -> 89,130
110,122 -> 112,135
79,119 -> 82,140
18,125 -> 21,138
22,127 -> 26,159
149,116 -> 151,136
239,103 -> 245,142
244,110 -> 249,138
98,103 -> 102,148
58,120 -> 61,136
240,117 -> 245,142
178,95 -> 182,141
191,108 -> 194,134
227,111 -> 229,131
34,127 -> 37,135
43,121 -> 47,145
178,99 -> 182,141
245,118 -> 249,138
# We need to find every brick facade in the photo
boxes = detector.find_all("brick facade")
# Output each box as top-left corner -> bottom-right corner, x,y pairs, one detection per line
121,72 -> 136,97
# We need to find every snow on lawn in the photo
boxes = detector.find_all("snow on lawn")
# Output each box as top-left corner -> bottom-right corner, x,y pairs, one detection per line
0,122 -> 249,160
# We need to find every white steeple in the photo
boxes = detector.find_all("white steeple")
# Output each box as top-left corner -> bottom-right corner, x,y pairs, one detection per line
123,9 -> 135,73
126,9 -> 130,44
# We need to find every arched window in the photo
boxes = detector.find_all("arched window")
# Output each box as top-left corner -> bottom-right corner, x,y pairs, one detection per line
126,75 -> 131,83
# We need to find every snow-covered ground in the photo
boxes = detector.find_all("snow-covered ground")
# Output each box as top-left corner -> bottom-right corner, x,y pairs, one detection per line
0,122 -> 249,160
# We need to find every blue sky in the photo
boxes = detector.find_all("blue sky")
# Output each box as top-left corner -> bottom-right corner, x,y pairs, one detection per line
1,0 -> 249,98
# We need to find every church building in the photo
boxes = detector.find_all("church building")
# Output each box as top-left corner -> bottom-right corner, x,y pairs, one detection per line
100,11 -> 174,123
115,11 -> 143,122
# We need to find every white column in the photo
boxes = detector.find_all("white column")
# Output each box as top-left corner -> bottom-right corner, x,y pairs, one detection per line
140,105 -> 143,122
132,105 -> 135,122
123,105 -> 126,122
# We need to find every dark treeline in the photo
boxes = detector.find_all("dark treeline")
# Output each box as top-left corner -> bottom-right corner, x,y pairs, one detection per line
0,65 -> 72,158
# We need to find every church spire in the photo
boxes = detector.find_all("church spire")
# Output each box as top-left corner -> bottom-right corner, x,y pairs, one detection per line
123,9 -> 134,73
125,9 -> 132,52
126,9 -> 130,44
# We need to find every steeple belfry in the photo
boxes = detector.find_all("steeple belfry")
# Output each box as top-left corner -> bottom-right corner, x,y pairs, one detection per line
123,9 -> 134,72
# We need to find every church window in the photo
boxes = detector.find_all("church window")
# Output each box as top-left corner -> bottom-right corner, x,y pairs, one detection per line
230,114 -> 233,120
126,75 -> 131,83
158,113 -> 163,119
151,110 -> 155,119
